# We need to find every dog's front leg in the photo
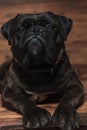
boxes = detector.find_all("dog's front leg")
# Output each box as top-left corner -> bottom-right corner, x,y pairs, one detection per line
1,86 -> 51,128
52,76 -> 84,130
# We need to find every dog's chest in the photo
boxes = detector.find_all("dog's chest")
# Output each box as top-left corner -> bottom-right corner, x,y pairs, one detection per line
7,66 -> 56,102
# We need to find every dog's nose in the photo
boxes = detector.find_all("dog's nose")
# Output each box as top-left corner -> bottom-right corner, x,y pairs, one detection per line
28,38 -> 42,55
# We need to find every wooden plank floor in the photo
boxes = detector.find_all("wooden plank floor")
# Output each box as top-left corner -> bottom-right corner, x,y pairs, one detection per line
0,0 -> 87,129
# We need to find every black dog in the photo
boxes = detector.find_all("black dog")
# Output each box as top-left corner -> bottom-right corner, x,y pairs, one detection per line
0,12 -> 84,130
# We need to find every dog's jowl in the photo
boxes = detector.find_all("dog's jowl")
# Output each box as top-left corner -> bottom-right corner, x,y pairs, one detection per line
0,12 -> 84,130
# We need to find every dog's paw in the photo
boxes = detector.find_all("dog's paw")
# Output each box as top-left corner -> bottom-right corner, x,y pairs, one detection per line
23,107 -> 51,128
51,105 -> 80,130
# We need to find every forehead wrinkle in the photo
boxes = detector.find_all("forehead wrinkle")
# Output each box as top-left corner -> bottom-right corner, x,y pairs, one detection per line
14,13 -> 57,27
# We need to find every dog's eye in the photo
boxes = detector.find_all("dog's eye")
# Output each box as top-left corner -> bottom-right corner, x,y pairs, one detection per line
17,26 -> 24,32
47,24 -> 56,30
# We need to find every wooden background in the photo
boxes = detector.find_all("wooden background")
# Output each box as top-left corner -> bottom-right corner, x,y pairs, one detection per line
0,0 -> 87,129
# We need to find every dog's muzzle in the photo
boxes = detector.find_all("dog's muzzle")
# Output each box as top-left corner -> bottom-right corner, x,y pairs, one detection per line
27,37 -> 44,56
25,26 -> 46,56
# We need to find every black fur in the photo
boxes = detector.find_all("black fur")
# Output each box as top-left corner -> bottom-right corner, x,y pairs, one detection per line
0,12 -> 84,130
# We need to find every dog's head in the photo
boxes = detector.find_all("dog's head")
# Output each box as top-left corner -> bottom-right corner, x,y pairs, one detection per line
1,12 -> 72,71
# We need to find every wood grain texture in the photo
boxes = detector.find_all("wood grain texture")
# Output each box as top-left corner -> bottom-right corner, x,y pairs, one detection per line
0,0 -> 87,129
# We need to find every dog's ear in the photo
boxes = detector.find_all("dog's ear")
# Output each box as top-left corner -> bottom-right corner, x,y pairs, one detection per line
1,14 -> 21,45
1,18 -> 15,45
56,15 -> 73,40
